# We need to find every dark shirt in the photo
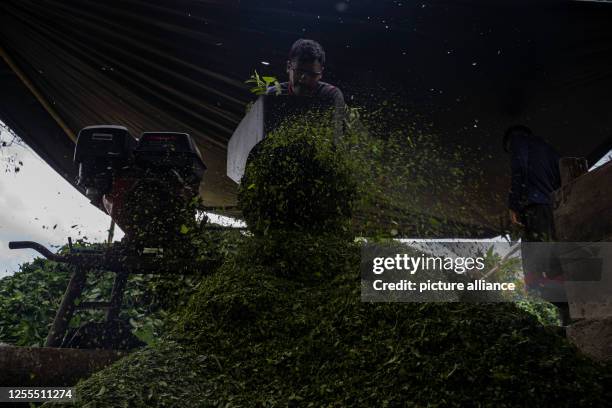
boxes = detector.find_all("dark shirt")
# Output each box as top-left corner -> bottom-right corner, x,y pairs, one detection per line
266,81 -> 345,108
266,81 -> 347,143
508,133 -> 561,212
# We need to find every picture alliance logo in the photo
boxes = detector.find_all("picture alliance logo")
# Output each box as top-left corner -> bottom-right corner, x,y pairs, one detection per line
372,254 -> 486,275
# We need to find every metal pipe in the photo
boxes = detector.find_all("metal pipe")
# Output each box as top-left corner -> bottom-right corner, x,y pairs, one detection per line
8,241 -> 65,262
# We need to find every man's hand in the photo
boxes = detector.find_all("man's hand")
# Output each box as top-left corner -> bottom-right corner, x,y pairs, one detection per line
509,209 -> 523,227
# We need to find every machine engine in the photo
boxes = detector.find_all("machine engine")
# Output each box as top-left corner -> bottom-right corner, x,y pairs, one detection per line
74,125 -> 206,243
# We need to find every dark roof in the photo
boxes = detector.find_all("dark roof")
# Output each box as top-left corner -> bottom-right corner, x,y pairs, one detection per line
1,0 -> 611,237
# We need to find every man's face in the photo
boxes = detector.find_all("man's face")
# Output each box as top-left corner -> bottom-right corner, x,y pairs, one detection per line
287,59 -> 323,96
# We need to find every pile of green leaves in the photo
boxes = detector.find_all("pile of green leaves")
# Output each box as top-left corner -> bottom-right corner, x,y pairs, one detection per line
66,132 -> 612,407
237,230 -> 359,280
67,252 -> 612,407
141,227 -> 245,313
45,340 -> 214,407
238,117 -> 356,237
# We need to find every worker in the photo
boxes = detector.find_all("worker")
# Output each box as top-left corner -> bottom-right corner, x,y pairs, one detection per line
266,38 -> 346,143
504,125 -> 569,325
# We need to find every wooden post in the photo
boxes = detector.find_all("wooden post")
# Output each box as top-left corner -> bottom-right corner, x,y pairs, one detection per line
45,267 -> 87,347
107,219 -> 115,244
0,346 -> 123,386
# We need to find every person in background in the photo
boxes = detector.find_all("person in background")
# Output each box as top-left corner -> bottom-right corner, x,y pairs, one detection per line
503,125 -> 569,325
266,38 -> 346,143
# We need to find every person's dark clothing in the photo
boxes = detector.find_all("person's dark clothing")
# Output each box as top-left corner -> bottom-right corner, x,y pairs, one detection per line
508,133 -> 561,212
521,204 -> 559,283
266,81 -> 345,108
510,135 -> 567,317
521,203 -> 557,242
266,81 -> 347,144
509,135 -> 560,242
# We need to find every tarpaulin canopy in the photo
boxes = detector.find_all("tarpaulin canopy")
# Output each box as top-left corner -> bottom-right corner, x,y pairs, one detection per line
1,0 -> 611,236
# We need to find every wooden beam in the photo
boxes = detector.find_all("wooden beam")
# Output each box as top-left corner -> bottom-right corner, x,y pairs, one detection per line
0,345 -> 124,386
0,44 -> 76,142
